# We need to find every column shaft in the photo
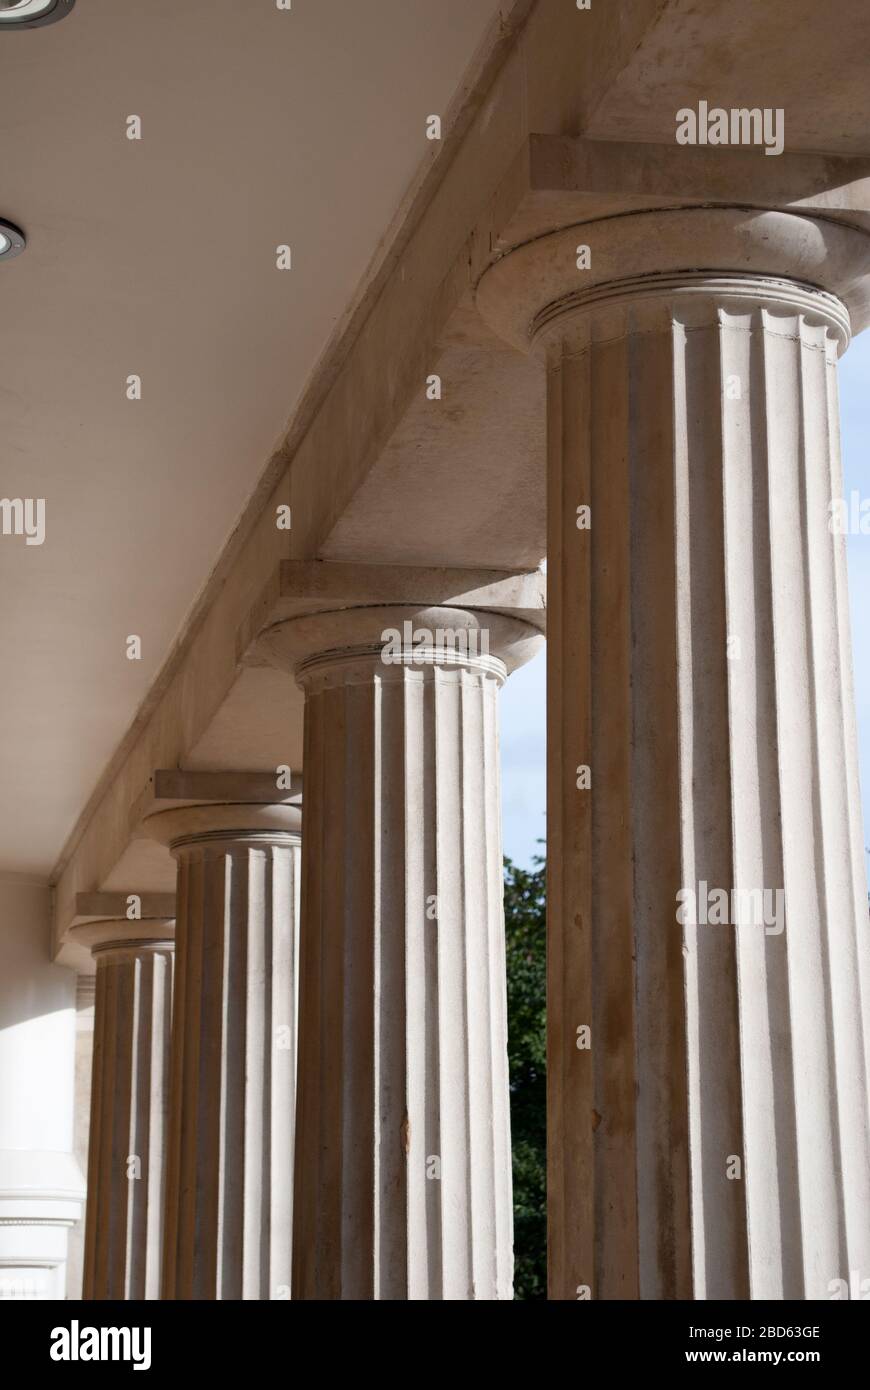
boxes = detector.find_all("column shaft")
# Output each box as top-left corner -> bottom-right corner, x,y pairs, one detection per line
547,289 -> 870,1300
145,805 -> 301,1300
82,933 -> 174,1299
257,607 -> 542,1300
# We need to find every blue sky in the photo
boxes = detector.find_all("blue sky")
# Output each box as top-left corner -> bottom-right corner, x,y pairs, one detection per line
500,333 -> 870,875
501,641 -> 546,867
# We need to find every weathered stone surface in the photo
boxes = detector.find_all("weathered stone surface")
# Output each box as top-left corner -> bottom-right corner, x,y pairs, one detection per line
263,605 -> 542,1299
72,919 -> 175,1301
479,207 -> 870,1300
143,802 -> 301,1300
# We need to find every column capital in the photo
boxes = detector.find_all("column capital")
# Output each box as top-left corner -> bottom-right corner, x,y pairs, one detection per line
134,768 -> 303,851
142,801 -> 302,850
256,604 -> 543,691
237,560 -> 546,688
68,893 -> 176,957
68,918 -> 175,957
476,207 -> 870,354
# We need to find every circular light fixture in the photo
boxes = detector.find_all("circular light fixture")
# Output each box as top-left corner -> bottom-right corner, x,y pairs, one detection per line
0,219 -> 26,261
0,0 -> 76,27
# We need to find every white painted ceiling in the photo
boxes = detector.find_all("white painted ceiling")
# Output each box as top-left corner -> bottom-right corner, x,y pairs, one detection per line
0,0 -> 502,875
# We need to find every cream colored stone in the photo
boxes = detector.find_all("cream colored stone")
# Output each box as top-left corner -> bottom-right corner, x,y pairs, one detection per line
142,801 -> 301,1300
11,3 -> 870,1307
478,207 -> 870,1300
69,918 -> 175,1300
260,604 -> 542,1300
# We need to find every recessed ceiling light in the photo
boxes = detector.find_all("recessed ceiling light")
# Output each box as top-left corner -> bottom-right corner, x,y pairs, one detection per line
0,219 -> 26,261
0,0 -> 76,28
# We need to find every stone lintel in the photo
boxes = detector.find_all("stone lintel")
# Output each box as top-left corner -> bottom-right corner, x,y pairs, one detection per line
73,891 -> 176,923
489,135 -> 870,256
237,560 -> 547,666
129,768 -> 303,833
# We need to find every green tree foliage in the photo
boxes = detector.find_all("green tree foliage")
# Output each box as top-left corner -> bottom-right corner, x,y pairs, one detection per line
504,853 -> 546,1300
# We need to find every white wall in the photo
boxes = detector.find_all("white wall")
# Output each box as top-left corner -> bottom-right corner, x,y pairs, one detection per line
0,877 -> 85,1299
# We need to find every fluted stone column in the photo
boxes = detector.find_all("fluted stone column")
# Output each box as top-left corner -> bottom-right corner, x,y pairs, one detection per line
478,208 -> 870,1300
70,919 -> 174,1300
258,604 -> 542,1300
142,801 -> 301,1300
